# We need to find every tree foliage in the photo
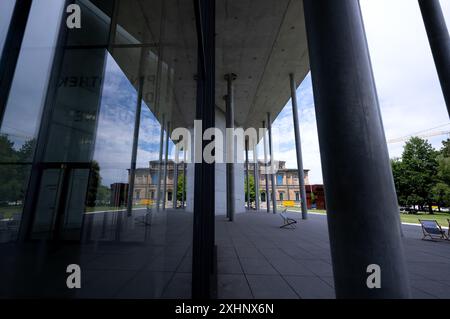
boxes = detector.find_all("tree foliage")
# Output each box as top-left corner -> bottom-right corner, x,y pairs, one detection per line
244,174 -> 256,204
177,172 -> 186,203
0,136 -> 34,205
392,137 -> 450,211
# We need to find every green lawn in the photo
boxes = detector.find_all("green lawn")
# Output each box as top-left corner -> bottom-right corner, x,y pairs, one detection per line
284,206 -> 450,227
0,206 -> 23,219
399,211 -> 450,226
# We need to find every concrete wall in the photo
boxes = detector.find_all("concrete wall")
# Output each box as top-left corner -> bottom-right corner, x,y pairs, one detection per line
185,108 -> 245,215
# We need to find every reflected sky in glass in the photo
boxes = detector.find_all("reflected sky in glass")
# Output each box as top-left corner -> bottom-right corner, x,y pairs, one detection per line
0,0 -> 65,150
0,0 -> 15,54
93,53 -> 171,186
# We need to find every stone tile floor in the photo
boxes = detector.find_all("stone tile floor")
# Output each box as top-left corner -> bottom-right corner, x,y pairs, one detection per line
216,211 -> 450,299
1,210 -> 449,299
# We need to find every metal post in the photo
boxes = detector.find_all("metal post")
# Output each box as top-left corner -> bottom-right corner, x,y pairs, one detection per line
304,0 -> 411,298
290,73 -> 308,220
253,141 -> 260,210
225,73 -> 237,221
126,49 -> 146,217
162,121 -> 170,210
262,121 -> 270,212
245,138 -> 250,209
156,114 -> 165,211
418,0 -> 450,117
173,143 -> 179,209
182,148 -> 186,208
267,112 -> 277,214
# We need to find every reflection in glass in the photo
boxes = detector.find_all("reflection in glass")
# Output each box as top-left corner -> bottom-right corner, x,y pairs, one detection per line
0,162 -> 30,243
0,1 -> 65,242
0,0 -> 16,55
1,0 -> 199,299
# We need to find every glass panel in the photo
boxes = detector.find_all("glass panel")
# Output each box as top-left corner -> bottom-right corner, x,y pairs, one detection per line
0,1 -> 65,243
0,0 -> 16,55
0,163 -> 29,243
1,1 -> 64,154
0,0 -> 198,299
32,168 -> 63,239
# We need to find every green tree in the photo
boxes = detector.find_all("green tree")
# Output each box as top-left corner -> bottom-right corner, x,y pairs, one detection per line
392,137 -> 438,212
429,138 -> 450,210
310,191 -> 316,205
244,174 -> 256,205
391,158 -> 408,206
0,136 -> 21,205
431,182 -> 450,210
435,139 -> 450,185
96,185 -> 111,205
440,138 -> 450,158
86,161 -> 101,207
177,172 -> 186,203
17,139 -> 35,162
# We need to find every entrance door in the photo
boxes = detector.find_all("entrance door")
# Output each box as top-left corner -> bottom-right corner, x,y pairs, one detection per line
30,163 -> 90,241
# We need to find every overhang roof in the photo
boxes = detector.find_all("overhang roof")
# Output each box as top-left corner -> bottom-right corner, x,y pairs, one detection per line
108,0 -> 309,133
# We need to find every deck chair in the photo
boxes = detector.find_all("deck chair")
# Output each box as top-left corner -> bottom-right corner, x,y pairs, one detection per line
419,219 -> 448,241
280,209 -> 297,229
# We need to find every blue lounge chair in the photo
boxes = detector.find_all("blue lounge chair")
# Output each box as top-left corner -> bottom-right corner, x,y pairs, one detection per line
419,219 -> 448,241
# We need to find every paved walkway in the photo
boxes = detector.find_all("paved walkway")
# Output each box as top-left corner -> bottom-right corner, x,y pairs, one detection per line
1,210 -> 449,298
216,211 -> 450,299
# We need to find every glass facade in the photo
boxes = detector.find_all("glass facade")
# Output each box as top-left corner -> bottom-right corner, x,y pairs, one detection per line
0,1 -> 16,54
0,0 -> 200,298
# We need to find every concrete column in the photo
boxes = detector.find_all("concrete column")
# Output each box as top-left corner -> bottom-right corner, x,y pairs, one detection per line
303,0 -> 410,298
290,73 -> 308,219
225,73 -> 237,221
262,121 -> 270,212
418,0 -> 450,117
253,141 -> 260,210
156,114 -> 165,210
173,144 -> 179,209
267,112 -> 277,214
245,138 -> 250,209
162,121 -> 170,210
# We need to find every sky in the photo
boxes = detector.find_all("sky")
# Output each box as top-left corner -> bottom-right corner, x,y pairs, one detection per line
271,0 -> 450,185
73,0 -> 450,186
1,1 -> 449,187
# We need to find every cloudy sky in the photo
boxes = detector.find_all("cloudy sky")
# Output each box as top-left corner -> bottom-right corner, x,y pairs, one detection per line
5,1 -> 447,187
271,0 -> 450,185
95,0 -> 450,186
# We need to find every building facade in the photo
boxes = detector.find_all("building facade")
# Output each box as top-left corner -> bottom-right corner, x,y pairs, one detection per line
131,160 -> 326,210
244,161 -> 326,210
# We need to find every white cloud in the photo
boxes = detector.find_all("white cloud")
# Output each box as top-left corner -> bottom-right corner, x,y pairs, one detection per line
270,0 -> 450,185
